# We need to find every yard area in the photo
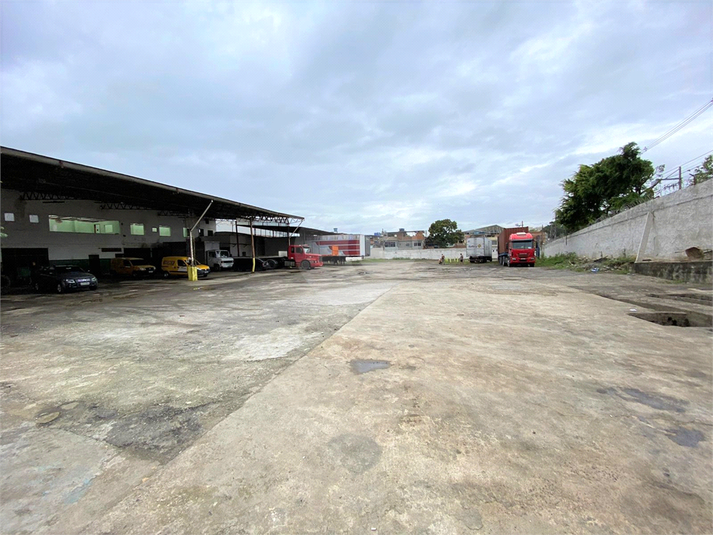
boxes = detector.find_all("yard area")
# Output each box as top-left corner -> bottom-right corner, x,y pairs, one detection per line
1,262 -> 711,534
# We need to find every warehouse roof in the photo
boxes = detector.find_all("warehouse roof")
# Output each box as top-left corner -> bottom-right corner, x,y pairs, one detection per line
0,147 -> 302,223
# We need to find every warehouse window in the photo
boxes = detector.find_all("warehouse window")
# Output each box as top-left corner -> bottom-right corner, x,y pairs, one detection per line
183,228 -> 189,238
159,226 -> 171,237
130,223 -> 145,236
49,216 -> 120,234
29,215 -> 39,223
4,213 -> 15,222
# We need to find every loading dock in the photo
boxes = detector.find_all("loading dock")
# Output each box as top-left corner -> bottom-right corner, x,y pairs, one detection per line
0,147 -> 302,286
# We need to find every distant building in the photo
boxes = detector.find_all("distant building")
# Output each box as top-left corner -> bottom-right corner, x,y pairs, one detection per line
371,229 -> 425,250
465,224 -> 504,236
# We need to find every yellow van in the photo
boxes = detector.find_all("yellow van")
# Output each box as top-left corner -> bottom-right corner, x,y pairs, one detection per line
160,256 -> 210,278
110,257 -> 156,278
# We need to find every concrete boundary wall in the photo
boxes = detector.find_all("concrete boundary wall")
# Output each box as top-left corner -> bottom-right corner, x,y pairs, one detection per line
543,180 -> 713,261
370,247 -> 493,261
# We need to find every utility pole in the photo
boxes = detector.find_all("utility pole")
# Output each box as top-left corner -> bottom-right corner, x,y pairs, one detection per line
678,166 -> 682,190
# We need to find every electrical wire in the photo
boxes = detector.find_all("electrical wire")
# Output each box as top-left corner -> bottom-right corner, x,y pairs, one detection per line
643,98 -> 713,153
662,149 -> 713,179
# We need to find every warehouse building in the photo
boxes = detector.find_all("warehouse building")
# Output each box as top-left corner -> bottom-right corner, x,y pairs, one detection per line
0,147 -> 302,284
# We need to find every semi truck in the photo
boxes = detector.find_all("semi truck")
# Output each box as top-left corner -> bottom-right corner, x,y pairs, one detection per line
282,244 -> 323,270
466,237 -> 493,263
498,227 -> 536,267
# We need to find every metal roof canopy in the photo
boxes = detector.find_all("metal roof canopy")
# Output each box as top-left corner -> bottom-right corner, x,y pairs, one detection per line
244,223 -> 336,235
0,147 -> 302,223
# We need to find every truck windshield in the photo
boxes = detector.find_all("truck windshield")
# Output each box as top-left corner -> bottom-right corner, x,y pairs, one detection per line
511,240 -> 533,249
218,251 -> 230,257
303,247 -> 311,253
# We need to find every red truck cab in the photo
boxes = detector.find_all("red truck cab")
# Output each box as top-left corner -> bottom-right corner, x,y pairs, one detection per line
284,244 -> 323,270
501,231 -> 536,267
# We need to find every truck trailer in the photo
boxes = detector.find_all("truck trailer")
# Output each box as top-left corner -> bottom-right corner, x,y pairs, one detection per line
466,237 -> 493,263
303,234 -> 369,264
498,227 -> 536,267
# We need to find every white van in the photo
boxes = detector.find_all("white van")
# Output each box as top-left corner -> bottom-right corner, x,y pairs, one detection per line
205,250 -> 234,271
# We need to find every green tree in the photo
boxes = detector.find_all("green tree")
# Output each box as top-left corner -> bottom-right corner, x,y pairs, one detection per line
427,219 -> 464,248
689,155 -> 713,185
555,142 -> 655,232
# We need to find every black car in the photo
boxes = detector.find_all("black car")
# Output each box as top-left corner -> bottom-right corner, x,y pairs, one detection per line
33,265 -> 98,293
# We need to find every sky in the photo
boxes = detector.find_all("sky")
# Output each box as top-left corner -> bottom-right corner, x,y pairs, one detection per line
1,0 -> 711,234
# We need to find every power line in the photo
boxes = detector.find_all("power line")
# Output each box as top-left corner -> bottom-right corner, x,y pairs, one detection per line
643,98 -> 713,153
662,149 -> 713,179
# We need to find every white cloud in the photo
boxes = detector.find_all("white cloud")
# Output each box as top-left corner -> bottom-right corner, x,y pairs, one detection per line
1,0 -> 710,233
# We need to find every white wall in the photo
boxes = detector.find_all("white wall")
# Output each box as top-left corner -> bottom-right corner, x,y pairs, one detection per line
543,180 -> 713,261
370,247 -> 473,260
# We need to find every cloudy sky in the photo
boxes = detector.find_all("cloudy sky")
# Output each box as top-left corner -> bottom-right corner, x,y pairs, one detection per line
2,1 -> 711,234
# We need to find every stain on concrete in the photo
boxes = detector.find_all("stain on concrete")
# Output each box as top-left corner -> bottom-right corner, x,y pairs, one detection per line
620,388 -> 687,413
327,434 -> 382,474
106,405 -> 203,461
65,478 -> 94,504
350,359 -> 390,374
36,410 -> 60,425
460,506 -> 483,530
666,428 -> 705,447
597,386 -> 687,413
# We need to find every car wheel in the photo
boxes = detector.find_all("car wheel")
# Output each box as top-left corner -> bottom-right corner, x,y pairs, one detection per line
33,281 -> 41,292
300,260 -> 310,270
56,283 -> 63,294
91,285 -> 98,291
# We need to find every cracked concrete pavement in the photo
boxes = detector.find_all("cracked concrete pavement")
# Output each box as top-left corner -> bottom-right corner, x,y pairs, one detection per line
1,262 -> 712,534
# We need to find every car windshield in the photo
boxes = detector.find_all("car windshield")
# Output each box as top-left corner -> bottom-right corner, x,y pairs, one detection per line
511,240 -> 533,249
55,266 -> 84,273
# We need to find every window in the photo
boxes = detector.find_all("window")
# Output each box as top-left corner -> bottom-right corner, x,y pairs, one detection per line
4,213 -> 15,222
29,215 -> 39,224
130,223 -> 145,235
207,230 -> 214,236
413,241 -> 422,247
49,216 -> 119,234
384,241 -> 396,248
183,228 -> 189,238
159,226 -> 171,237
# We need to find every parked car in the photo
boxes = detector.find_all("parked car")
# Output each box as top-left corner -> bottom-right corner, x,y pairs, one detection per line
160,256 -> 210,278
110,257 -> 156,278
32,265 -> 98,293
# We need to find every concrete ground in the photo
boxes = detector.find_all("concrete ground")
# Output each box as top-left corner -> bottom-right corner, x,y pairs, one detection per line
1,262 -> 711,534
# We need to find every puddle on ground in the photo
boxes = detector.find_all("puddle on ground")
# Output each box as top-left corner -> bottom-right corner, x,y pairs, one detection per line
350,359 -> 390,374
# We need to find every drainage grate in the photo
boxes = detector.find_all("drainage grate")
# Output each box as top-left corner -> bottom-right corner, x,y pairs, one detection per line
629,311 -> 712,328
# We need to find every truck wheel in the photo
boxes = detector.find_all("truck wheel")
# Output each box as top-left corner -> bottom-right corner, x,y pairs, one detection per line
300,260 -> 311,270
33,281 -> 41,292
214,264 -> 221,272
56,283 -> 63,294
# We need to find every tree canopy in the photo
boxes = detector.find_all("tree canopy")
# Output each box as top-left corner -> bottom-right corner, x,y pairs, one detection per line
427,219 -> 464,248
688,155 -> 713,186
555,142 -> 655,232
